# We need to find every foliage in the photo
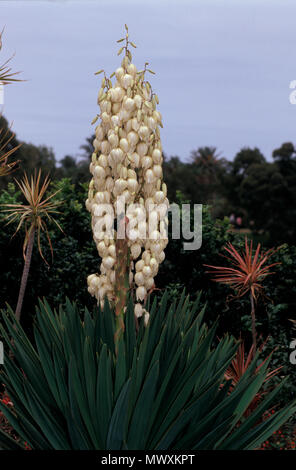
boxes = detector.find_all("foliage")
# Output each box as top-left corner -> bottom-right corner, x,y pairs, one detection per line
0,123 -> 20,177
260,410 -> 296,450
225,341 -> 281,389
224,340 -> 281,417
0,292 -> 295,450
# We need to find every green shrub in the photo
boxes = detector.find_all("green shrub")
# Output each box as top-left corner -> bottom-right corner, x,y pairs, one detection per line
0,292 -> 295,450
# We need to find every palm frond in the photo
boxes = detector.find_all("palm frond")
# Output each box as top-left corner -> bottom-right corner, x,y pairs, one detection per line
0,28 -> 22,85
0,121 -> 21,177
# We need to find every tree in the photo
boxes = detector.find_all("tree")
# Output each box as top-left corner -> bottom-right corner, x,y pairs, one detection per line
1,171 -> 62,321
232,147 -> 266,178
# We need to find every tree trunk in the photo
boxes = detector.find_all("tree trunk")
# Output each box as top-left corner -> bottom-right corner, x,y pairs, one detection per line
250,292 -> 257,355
15,228 -> 35,322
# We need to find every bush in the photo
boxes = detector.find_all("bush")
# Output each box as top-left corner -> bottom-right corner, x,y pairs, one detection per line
1,291 -> 295,450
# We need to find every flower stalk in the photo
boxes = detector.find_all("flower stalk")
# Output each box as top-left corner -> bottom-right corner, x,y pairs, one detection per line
86,26 -> 169,348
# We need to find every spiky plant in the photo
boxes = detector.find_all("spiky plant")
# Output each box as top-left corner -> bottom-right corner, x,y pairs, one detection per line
1,170 -> 63,321
205,238 -> 280,354
0,123 -> 20,177
224,339 -> 282,417
0,292 -> 295,450
0,27 -> 21,85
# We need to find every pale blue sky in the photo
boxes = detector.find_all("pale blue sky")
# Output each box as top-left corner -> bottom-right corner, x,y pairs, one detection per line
1,0 -> 296,162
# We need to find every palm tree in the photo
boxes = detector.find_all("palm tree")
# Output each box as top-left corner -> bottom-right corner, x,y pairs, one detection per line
1,170 -> 63,321
189,146 -> 228,209
205,238 -> 280,353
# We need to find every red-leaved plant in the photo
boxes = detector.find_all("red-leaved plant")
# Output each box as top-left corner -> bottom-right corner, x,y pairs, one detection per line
224,339 -> 282,416
205,237 -> 280,354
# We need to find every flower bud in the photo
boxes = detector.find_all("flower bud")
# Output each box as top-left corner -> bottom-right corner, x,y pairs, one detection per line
135,259 -> 145,271
119,138 -> 129,152
138,126 -> 150,141
148,117 -> 156,130
95,126 -> 104,141
121,74 -> 133,89
134,303 -> 143,318
137,142 -> 148,157
145,277 -> 154,290
143,265 -> 152,277
144,311 -> 150,326
142,156 -> 153,169
124,97 -> 135,111
127,131 -> 139,147
103,256 -> 115,269
94,166 -> 106,179
128,152 -> 140,167
154,190 -> 165,204
110,148 -> 124,163
101,140 -> 111,154
101,112 -> 110,124
131,118 -> 140,131
115,67 -> 124,80
127,178 -> 138,193
136,286 -> 147,301
152,148 -> 162,163
131,243 -> 142,259
134,94 -> 142,108
108,133 -> 119,148
127,63 -> 137,76
135,271 -> 145,286
153,165 -> 162,178
144,169 -> 154,183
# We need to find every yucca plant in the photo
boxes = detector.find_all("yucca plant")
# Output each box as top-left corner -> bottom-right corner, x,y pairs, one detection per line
205,238 -> 280,353
1,170 -> 63,321
0,291 -> 295,450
